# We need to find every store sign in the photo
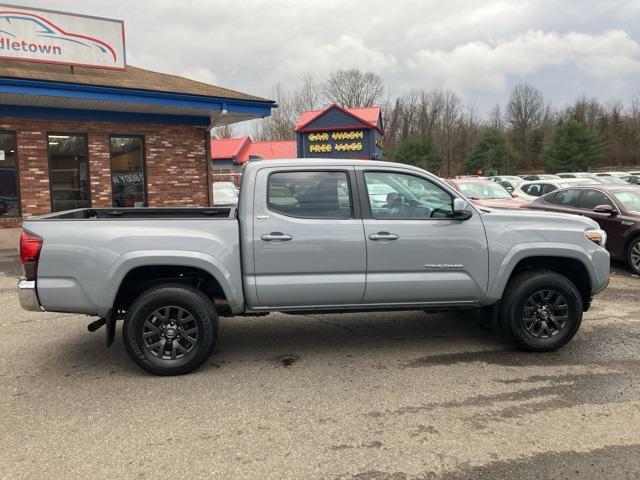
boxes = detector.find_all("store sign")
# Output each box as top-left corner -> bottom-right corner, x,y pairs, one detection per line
112,172 -> 143,185
0,4 -> 125,69
307,130 -> 364,154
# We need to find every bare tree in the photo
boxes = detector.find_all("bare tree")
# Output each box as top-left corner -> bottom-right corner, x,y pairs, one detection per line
253,84 -> 296,141
322,69 -> 384,107
211,124 -> 235,139
488,103 -> 504,130
505,83 -> 546,168
292,72 -> 321,116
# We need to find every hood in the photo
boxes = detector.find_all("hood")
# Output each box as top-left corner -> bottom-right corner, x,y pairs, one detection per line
476,205 -> 600,231
471,197 -> 528,209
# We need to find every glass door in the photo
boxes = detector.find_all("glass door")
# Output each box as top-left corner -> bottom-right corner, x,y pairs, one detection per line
47,134 -> 90,212
0,132 -> 20,218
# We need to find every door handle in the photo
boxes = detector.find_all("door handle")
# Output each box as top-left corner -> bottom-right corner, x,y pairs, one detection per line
368,232 -> 399,241
261,232 -> 293,242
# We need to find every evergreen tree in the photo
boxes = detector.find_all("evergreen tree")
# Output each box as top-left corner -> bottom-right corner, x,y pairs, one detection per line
464,127 -> 517,175
542,119 -> 605,173
393,136 -> 444,174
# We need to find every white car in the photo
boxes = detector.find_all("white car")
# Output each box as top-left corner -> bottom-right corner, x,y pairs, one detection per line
212,182 -> 239,206
595,171 -> 631,178
514,178 -> 600,202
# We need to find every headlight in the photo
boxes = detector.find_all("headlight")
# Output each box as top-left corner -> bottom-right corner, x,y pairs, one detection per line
585,229 -> 607,248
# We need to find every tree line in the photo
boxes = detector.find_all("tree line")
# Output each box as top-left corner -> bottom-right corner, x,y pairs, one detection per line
223,69 -> 640,176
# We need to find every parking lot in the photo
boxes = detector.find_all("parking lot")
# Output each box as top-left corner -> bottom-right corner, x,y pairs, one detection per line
1,249 -> 639,480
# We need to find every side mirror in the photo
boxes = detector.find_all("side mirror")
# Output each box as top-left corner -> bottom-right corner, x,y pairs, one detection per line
453,197 -> 473,220
593,204 -> 619,217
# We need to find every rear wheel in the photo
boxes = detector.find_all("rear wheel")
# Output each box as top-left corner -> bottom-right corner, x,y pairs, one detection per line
499,270 -> 582,352
627,237 -> 640,275
123,284 -> 218,375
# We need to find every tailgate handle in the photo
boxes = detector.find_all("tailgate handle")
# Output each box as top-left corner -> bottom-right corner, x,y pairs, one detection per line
261,232 -> 293,242
368,232 -> 399,241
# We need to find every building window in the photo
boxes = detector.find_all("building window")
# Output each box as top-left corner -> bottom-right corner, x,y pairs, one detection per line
47,134 -> 90,212
110,136 -> 146,207
0,132 -> 20,218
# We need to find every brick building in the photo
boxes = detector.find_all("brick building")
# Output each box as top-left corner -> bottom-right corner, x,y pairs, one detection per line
0,60 -> 274,228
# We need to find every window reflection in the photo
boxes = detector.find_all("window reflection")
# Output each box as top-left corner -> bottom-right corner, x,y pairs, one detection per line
111,137 -> 146,207
0,133 -> 19,218
48,134 -> 90,212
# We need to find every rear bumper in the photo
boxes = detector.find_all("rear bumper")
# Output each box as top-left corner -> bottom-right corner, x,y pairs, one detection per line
17,279 -> 44,312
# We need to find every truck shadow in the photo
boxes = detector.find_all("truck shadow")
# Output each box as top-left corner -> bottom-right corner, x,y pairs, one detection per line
47,309 -> 503,377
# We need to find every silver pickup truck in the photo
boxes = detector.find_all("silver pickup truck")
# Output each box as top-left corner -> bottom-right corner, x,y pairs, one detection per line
18,159 -> 610,375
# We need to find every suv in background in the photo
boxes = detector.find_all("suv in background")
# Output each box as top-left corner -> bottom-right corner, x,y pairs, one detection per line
514,178 -> 600,202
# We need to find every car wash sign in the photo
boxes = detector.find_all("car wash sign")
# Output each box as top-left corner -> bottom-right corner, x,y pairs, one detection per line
0,4 -> 125,69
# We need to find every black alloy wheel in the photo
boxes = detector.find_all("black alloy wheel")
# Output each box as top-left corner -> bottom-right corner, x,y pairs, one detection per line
123,284 -> 218,375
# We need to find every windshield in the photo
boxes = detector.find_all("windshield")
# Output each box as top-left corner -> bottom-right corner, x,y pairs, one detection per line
457,182 -> 512,199
613,191 -> 640,214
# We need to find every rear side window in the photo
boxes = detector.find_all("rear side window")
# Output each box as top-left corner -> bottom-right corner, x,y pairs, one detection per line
541,183 -> 557,195
581,189 -> 612,210
267,171 -> 352,219
522,184 -> 542,196
546,189 -> 582,207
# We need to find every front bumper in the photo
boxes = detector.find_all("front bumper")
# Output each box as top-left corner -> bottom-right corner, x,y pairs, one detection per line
18,279 -> 43,311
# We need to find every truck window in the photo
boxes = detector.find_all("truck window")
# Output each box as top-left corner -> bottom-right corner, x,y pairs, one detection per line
364,171 -> 454,219
267,171 -> 352,219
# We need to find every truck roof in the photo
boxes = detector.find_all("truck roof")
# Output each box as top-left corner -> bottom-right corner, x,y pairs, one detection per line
241,158 -> 430,174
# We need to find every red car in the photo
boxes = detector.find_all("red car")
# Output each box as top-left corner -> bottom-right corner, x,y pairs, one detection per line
446,178 -> 528,209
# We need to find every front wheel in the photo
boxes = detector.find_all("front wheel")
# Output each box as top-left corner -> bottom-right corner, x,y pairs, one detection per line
123,284 -> 218,375
627,237 -> 640,275
499,270 -> 583,352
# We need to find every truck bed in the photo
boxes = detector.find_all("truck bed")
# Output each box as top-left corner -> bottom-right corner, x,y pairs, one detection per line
22,209 -> 243,317
28,207 -> 235,221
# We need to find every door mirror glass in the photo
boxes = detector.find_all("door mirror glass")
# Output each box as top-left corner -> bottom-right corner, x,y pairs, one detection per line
593,204 -> 618,216
453,197 -> 473,220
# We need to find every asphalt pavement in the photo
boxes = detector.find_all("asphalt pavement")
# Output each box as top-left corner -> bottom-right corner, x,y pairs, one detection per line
1,250 -> 639,479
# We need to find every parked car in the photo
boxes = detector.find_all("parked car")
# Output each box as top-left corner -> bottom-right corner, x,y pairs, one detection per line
488,176 -> 525,193
556,172 -> 598,179
522,174 -> 561,181
212,182 -> 239,206
527,185 -> 640,274
595,171 -> 630,178
621,175 -> 640,185
18,159 -> 609,375
594,176 -> 630,186
514,178 -> 600,202
446,178 -> 528,208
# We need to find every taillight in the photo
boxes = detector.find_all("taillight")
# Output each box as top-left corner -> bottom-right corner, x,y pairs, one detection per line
20,231 -> 43,280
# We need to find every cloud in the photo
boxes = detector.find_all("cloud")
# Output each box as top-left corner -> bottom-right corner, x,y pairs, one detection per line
406,30 -> 640,93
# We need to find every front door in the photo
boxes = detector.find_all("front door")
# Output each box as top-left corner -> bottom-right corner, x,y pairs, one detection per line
358,168 -> 488,304
251,168 -> 366,308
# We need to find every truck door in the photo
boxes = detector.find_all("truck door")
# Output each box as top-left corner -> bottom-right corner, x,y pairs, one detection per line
250,167 -> 366,308
357,168 -> 488,304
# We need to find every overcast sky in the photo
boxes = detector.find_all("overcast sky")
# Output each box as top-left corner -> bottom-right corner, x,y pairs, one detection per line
27,0 -> 640,122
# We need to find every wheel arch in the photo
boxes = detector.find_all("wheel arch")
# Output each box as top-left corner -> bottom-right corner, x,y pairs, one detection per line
489,245 -> 596,311
100,251 -> 244,316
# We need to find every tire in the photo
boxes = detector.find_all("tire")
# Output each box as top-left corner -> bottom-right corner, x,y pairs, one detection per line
627,237 -> 640,275
499,269 -> 583,352
123,283 -> 218,375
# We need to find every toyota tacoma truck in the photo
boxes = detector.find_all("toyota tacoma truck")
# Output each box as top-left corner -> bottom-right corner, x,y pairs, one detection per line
18,159 -> 610,375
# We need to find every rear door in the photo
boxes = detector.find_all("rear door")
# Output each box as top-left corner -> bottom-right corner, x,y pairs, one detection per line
251,167 -> 366,308
357,167 -> 488,304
